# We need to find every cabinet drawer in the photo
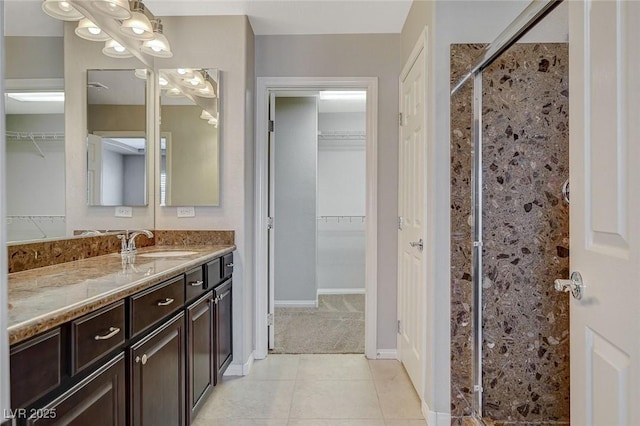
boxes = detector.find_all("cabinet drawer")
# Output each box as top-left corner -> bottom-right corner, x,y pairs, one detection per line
130,275 -> 185,337
71,301 -> 125,375
206,257 -> 222,289
10,329 -> 62,409
185,266 -> 206,302
222,253 -> 234,278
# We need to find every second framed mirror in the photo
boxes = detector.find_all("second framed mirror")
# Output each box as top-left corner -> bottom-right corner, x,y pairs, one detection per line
159,68 -> 220,207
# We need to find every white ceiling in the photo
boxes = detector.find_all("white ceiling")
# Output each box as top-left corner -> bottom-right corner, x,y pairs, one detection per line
3,0 -> 413,36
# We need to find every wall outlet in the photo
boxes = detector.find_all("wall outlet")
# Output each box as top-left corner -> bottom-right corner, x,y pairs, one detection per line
177,206 -> 195,218
115,206 -> 133,217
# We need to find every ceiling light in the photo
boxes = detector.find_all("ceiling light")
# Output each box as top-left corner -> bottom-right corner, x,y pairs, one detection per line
103,39 -> 134,58
75,18 -> 111,41
120,2 -> 154,40
141,20 -> 173,58
319,91 -> 367,101
41,0 -> 83,21
7,92 -> 65,102
93,0 -> 132,20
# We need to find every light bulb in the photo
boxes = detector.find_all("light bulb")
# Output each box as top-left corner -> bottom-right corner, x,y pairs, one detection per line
114,44 -> 125,53
59,1 -> 72,11
177,69 -> 187,75
88,27 -> 101,35
159,77 -> 168,86
132,27 -> 144,35
190,78 -> 199,86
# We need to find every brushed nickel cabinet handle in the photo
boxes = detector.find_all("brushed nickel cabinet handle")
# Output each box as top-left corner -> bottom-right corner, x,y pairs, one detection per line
189,280 -> 204,287
226,262 -> 234,268
218,291 -> 229,301
94,327 -> 120,341
157,298 -> 175,306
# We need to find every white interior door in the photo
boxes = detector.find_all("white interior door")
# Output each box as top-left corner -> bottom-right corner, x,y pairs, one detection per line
268,92 -> 276,349
569,1 -> 640,424
398,46 -> 426,399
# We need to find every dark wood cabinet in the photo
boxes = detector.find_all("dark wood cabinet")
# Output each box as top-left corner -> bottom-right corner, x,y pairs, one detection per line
130,312 -> 185,426
10,328 -> 63,410
214,279 -> 233,382
27,354 -> 126,426
185,293 -> 214,424
10,250 -> 234,426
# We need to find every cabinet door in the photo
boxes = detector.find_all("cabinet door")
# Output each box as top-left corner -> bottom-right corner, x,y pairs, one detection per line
214,279 -> 233,382
130,313 -> 185,426
27,353 -> 126,426
186,292 -> 214,424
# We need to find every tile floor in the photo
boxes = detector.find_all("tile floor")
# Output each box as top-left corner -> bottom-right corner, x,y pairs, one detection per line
193,354 -> 426,425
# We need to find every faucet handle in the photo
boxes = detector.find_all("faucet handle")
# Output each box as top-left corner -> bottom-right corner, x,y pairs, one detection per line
117,234 -> 128,254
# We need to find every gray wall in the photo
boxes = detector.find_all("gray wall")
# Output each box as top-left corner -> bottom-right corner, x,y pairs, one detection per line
274,97 -> 318,303
256,33 -> 401,349
5,36 -> 63,79
123,155 -> 146,206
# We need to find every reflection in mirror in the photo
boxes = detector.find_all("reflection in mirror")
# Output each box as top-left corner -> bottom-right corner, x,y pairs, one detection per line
4,1 -> 66,242
86,69 -> 147,206
160,68 -> 219,206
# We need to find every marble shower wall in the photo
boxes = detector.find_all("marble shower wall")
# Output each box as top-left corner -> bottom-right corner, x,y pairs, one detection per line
450,43 -> 570,423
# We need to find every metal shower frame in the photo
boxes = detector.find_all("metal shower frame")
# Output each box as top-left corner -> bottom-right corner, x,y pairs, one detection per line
450,0 -> 564,419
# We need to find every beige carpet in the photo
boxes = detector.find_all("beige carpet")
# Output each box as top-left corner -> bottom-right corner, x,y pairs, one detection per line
271,294 -> 365,354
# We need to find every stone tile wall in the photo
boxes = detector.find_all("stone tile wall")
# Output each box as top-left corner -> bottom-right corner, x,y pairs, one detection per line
451,43 -> 570,423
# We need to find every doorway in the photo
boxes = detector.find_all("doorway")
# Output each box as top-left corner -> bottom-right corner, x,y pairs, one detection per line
255,77 -> 378,360
268,91 -> 367,354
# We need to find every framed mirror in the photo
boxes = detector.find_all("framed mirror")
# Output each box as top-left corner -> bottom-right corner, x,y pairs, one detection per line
159,68 -> 220,206
86,69 -> 148,206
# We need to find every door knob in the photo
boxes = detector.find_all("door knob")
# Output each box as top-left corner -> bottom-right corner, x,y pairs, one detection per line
554,271 -> 584,300
409,239 -> 424,252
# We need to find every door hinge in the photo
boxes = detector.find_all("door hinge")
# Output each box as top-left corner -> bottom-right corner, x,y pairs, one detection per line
267,216 -> 274,230
397,320 -> 402,334
268,120 -> 275,132
267,313 -> 274,326
398,216 -> 404,230
399,112 -> 403,126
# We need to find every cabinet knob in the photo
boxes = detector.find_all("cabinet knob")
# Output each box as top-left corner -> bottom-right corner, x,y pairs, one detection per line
135,354 -> 148,365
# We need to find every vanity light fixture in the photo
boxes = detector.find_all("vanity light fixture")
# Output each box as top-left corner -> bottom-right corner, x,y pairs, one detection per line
120,1 -> 154,40
208,117 -> 219,127
92,0 -> 132,20
75,18 -> 111,41
103,39 -> 134,58
197,81 -> 217,98
134,69 -> 148,80
158,76 -> 169,87
165,87 -> 184,97
200,110 -> 213,120
42,0 -> 83,21
140,19 -> 173,58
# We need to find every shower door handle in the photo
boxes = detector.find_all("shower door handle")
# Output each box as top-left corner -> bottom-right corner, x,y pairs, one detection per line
554,271 -> 584,300
409,239 -> 424,252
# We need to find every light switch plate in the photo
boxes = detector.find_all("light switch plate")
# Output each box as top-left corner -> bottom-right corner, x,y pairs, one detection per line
115,206 -> 133,217
177,206 -> 195,218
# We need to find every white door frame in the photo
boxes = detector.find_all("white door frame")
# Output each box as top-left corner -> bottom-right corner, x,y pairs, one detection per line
255,77 -> 378,360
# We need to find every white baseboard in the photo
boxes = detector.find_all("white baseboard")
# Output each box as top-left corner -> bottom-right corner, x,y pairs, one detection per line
423,400 -> 451,426
274,300 -> 317,308
317,288 -> 366,295
224,351 -> 255,376
375,349 -> 398,359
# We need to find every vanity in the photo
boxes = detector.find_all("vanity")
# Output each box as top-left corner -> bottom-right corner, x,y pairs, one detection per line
6,245 -> 234,425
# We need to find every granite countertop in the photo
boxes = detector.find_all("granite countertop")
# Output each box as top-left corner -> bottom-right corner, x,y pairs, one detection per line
7,244 -> 235,345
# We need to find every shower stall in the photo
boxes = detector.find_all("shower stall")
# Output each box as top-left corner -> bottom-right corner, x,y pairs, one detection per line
450,1 -> 570,424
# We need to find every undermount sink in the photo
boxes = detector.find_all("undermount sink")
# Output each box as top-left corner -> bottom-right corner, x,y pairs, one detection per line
138,250 -> 198,258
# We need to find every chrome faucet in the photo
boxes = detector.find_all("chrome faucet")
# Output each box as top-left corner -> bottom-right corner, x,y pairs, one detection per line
117,230 -> 154,255
127,230 -> 154,253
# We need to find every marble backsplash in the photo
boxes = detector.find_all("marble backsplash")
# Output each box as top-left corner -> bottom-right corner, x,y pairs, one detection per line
8,230 -> 234,273
451,43 -> 570,423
